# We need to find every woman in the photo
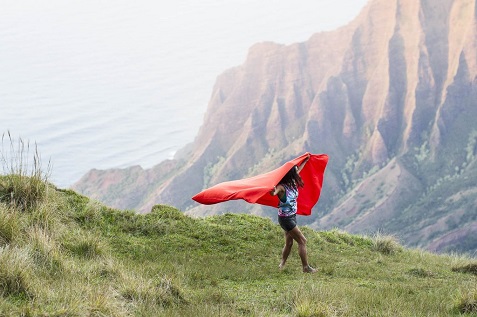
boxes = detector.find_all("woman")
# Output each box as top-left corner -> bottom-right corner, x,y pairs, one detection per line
269,154 -> 317,273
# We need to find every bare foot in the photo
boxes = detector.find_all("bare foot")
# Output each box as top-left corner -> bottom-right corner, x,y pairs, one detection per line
303,265 -> 317,273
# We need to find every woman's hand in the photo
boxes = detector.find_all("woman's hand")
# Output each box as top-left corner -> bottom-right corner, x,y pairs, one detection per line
304,153 -> 311,163
269,186 -> 277,196
297,154 -> 311,173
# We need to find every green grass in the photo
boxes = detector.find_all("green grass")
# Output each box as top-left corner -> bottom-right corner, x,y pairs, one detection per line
0,179 -> 476,316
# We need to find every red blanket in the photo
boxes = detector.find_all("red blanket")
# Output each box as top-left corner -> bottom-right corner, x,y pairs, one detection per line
192,153 -> 328,215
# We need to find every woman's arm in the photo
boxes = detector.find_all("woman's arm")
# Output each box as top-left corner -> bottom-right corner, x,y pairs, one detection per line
270,184 -> 285,197
296,154 -> 311,174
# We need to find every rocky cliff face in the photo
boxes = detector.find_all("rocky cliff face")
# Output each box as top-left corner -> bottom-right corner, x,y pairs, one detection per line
74,0 -> 477,254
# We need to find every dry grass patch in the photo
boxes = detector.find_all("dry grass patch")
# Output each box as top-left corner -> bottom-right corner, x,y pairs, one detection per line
371,232 -> 403,255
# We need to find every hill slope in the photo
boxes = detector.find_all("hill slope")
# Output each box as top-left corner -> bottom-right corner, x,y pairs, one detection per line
1,179 -> 477,316
73,0 -> 477,254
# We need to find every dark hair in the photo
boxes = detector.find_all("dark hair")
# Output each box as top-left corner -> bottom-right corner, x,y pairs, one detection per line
278,166 -> 304,190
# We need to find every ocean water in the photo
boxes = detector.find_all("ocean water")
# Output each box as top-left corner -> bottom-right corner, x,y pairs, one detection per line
0,0 -> 366,188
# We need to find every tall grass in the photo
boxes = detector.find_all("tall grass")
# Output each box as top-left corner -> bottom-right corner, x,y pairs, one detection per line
28,226 -> 62,272
371,232 -> 403,255
0,205 -> 21,245
0,246 -> 34,299
0,131 -> 51,211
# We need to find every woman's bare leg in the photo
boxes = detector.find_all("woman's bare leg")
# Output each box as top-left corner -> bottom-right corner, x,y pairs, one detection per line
287,226 -> 317,273
279,232 -> 294,269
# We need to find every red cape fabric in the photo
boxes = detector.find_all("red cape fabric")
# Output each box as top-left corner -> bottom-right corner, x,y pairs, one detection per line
192,153 -> 328,216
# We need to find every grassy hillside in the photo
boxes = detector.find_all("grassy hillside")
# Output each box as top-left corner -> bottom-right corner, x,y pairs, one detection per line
1,175 -> 477,316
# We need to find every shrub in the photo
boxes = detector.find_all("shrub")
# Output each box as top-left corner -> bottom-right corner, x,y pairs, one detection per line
0,132 -> 51,211
371,232 -> 402,255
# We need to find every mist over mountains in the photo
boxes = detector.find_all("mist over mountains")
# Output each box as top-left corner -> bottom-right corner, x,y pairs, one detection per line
74,0 -> 477,254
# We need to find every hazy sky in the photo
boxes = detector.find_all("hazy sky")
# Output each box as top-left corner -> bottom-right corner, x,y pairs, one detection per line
0,0 -> 368,186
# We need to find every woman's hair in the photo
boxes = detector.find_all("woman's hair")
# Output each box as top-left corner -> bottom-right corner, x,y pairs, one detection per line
278,166 -> 304,189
